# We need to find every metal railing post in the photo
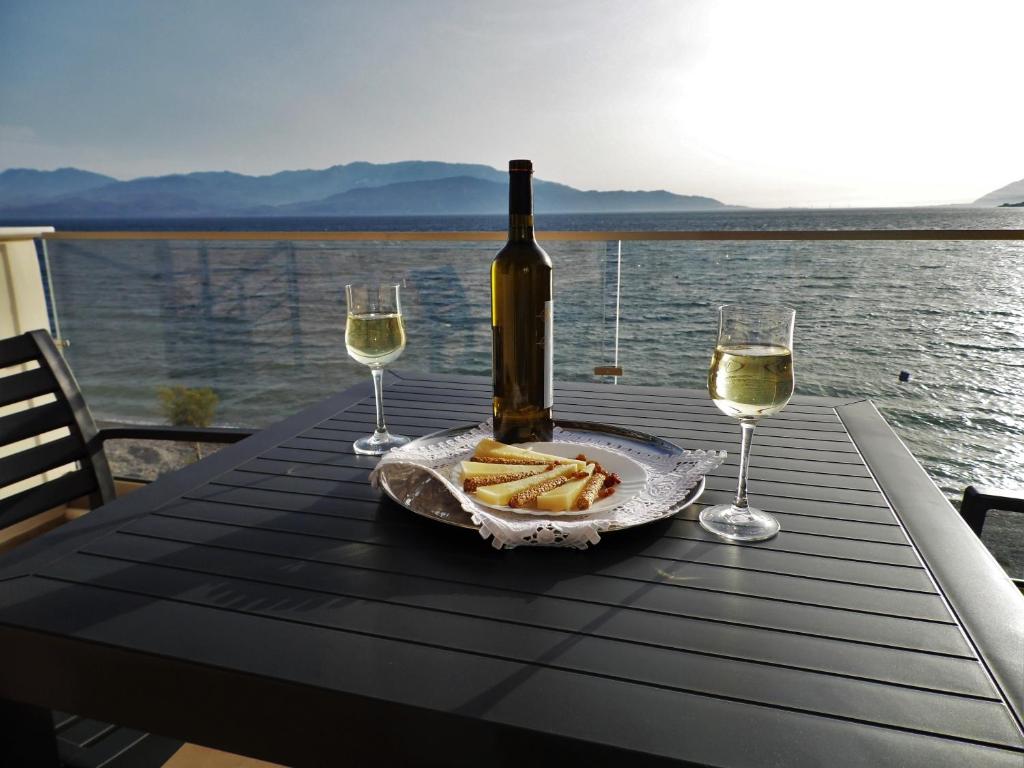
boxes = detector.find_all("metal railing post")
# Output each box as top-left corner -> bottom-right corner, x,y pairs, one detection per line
613,239 -> 622,384
39,238 -> 68,349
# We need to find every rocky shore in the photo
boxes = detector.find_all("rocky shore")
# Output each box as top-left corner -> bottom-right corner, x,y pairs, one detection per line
100,424 -> 230,482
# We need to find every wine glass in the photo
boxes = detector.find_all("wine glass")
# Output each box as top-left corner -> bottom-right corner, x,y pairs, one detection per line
345,284 -> 410,455
700,303 -> 795,542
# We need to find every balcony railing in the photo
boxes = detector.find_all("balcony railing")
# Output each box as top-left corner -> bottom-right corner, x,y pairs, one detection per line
6,226 -> 1022,503
34,229 -> 1024,240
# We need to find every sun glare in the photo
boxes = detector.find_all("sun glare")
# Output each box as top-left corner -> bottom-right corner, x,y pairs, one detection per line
668,1 -> 1024,205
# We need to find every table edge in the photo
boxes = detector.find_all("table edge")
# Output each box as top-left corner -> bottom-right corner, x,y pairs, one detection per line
837,399 -> 1024,733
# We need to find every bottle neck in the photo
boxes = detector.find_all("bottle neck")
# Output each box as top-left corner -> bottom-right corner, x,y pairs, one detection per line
508,171 -> 534,241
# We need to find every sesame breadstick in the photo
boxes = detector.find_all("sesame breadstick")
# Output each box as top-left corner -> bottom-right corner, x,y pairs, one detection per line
575,455 -> 621,487
471,455 -> 550,466
508,475 -> 571,508
575,472 -> 608,510
463,471 -> 544,492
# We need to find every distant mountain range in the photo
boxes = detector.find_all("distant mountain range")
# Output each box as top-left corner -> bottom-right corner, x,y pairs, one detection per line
0,161 -> 729,217
0,167 -> 118,207
973,177 -> 1024,207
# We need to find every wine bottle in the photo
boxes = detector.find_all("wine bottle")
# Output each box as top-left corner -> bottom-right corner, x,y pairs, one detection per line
491,159 -> 554,443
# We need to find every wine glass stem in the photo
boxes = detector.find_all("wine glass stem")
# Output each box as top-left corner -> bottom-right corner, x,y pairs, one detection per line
733,419 -> 757,510
371,367 -> 388,438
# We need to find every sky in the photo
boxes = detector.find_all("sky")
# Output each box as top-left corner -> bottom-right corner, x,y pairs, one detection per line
1,0 -> 1022,208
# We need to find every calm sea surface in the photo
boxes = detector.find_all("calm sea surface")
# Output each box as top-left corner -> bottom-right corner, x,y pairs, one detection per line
40,207 -> 1024,503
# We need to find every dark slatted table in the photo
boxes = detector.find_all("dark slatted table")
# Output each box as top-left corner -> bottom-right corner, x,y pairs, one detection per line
2,371 -> 1022,767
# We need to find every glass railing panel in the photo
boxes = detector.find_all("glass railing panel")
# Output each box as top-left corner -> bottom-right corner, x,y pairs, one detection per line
40,231 -> 1024,513
43,237 -> 618,432
613,237 -> 1024,507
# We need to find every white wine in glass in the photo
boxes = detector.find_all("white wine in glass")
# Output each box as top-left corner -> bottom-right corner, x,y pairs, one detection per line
345,284 -> 410,455
701,304 -> 795,542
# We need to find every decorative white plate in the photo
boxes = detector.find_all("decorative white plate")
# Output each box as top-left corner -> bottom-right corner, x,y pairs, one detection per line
451,441 -> 645,516
371,420 -> 727,549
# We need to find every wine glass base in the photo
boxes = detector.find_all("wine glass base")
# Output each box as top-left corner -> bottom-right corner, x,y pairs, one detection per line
699,504 -> 780,542
353,432 -> 411,456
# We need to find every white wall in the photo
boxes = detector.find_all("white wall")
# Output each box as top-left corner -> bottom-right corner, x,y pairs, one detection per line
0,228 -> 53,338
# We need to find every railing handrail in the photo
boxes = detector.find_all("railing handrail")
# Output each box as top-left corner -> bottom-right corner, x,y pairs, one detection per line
34,229 -> 1024,242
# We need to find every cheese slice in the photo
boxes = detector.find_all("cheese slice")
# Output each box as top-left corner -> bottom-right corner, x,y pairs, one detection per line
473,438 -> 584,470
536,465 -> 596,512
460,461 -> 548,479
474,464 -> 578,507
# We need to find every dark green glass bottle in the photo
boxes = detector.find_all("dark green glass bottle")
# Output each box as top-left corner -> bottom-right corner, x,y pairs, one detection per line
491,159 -> 553,443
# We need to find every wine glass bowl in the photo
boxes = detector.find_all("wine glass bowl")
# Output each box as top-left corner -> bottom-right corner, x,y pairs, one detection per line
700,304 -> 795,542
345,284 -> 410,455
708,344 -> 794,420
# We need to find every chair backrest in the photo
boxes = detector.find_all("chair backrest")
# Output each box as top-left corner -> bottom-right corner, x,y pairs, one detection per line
0,330 -> 114,532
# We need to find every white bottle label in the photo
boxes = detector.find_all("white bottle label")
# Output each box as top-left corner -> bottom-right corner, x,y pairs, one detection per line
544,300 -> 553,409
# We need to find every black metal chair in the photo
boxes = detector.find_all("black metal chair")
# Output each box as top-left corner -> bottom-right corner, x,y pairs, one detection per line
1,329 -> 254,767
1,329 -> 251,547
960,485 -> 1024,593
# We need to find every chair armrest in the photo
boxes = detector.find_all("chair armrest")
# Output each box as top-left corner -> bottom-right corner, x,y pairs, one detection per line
97,425 -> 254,445
960,485 -> 1024,536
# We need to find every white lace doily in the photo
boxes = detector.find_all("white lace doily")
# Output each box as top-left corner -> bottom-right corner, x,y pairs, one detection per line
369,422 -> 725,549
